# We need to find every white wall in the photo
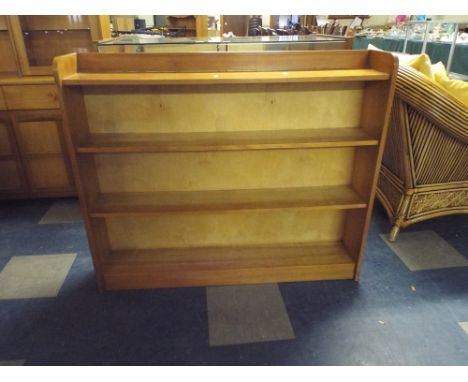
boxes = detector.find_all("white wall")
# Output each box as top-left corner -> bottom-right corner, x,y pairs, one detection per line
334,16 -> 395,27
429,15 -> 468,22
363,16 -> 395,26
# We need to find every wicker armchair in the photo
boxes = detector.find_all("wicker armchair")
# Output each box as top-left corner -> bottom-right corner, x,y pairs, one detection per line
377,65 -> 468,241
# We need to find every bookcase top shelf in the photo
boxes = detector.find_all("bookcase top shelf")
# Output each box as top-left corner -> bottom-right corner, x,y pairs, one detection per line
62,69 -> 390,86
54,50 -> 397,87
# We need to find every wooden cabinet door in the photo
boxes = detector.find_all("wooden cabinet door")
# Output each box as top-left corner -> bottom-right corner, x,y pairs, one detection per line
221,16 -> 249,36
7,16 -> 110,76
0,88 -> 6,110
0,115 -> 27,193
0,16 -> 19,75
13,111 -> 74,193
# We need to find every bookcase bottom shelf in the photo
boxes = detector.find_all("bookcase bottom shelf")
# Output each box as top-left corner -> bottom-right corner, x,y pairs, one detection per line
101,241 -> 356,290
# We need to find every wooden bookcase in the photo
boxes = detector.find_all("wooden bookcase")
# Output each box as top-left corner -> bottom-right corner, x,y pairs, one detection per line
54,50 -> 397,291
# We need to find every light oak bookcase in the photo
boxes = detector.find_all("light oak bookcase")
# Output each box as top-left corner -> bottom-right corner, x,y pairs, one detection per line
54,50 -> 397,291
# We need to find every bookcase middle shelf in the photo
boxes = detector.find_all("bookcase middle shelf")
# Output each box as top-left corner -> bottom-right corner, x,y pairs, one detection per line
76,128 -> 379,154
88,185 -> 367,217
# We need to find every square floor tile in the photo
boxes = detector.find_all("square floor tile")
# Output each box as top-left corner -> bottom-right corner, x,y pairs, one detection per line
207,284 -> 295,347
0,254 -> 77,299
459,322 -> 468,335
0,360 -> 25,366
39,199 -> 82,224
380,230 -> 468,271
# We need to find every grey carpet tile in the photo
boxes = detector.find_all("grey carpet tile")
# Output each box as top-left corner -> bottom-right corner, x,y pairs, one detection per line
459,322 -> 468,335
0,359 -> 25,366
207,283 -> 295,347
39,199 -> 82,224
380,230 -> 468,271
0,253 -> 77,299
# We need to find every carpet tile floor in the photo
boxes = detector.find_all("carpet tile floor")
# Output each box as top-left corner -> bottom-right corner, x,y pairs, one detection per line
0,253 -> 76,299
207,284 -> 295,346
0,197 -> 467,365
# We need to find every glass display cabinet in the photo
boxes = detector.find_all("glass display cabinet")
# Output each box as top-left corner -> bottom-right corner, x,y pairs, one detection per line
0,16 -> 111,200
354,19 -> 468,79
8,15 -> 110,75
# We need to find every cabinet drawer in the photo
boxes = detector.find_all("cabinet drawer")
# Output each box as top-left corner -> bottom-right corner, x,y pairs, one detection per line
0,160 -> 22,191
28,157 -> 71,190
3,85 -> 60,110
0,121 -> 12,155
0,16 -> 7,29
0,88 -> 6,110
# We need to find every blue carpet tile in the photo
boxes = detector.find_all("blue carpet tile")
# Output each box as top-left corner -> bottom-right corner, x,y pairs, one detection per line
0,198 -> 467,365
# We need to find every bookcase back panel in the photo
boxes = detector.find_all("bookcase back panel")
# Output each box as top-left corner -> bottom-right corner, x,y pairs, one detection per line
105,209 -> 346,250
94,148 -> 355,192
83,82 -> 364,134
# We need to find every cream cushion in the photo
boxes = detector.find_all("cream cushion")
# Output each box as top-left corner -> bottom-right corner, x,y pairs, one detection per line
432,63 -> 468,107
367,43 -> 419,66
367,44 -> 467,107
407,54 -> 433,78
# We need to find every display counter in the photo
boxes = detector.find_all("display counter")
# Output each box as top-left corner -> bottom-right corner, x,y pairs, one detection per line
353,36 -> 468,76
98,34 -> 351,53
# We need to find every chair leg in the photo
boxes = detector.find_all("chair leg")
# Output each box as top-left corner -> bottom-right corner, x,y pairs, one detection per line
388,193 -> 412,242
389,224 -> 400,242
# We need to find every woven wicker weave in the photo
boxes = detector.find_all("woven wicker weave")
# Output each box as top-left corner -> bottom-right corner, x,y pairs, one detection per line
377,65 -> 468,241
